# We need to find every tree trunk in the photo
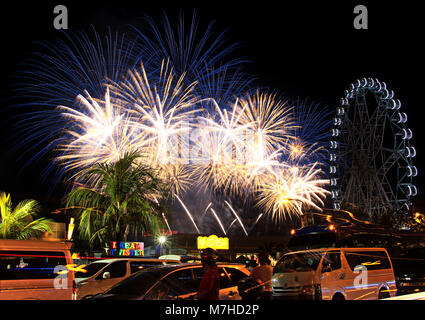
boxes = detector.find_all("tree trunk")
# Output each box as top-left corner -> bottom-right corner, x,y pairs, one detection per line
114,229 -> 125,257
123,224 -> 129,242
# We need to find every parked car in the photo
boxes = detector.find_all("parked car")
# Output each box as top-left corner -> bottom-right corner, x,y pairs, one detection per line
75,258 -> 180,299
389,247 -> 425,295
0,239 -> 75,300
272,247 -> 397,300
87,262 -> 250,300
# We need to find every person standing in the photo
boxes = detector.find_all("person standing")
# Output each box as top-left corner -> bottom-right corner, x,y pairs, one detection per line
195,248 -> 220,300
250,252 -> 273,300
248,254 -> 258,270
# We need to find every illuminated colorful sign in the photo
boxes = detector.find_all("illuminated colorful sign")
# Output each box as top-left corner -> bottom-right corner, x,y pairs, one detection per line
109,242 -> 144,256
197,235 -> 229,250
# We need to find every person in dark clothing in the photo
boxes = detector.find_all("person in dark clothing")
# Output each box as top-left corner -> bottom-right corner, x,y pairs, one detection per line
195,248 -> 220,300
249,254 -> 258,269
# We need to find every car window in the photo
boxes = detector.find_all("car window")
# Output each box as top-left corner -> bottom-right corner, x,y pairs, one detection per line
344,250 -> 391,271
321,251 -> 341,272
144,279 -> 177,300
274,251 -> 324,273
0,250 -> 67,280
75,262 -> 108,278
192,266 -> 235,289
96,261 -> 127,279
145,269 -> 195,299
164,269 -> 196,294
130,261 -> 163,273
224,267 -> 247,287
106,268 -> 167,298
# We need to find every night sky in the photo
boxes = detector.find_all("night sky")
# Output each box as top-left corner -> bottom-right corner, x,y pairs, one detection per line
0,1 -> 423,223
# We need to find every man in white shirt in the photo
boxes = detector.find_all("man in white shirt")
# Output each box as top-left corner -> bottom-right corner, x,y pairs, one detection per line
250,252 -> 273,300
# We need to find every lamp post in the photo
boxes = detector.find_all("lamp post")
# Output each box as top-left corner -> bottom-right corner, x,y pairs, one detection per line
157,235 -> 167,256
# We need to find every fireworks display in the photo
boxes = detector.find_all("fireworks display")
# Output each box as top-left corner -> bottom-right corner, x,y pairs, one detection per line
258,163 -> 330,223
13,11 -> 332,231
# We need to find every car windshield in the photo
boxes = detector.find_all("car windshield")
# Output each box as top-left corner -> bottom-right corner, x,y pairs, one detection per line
105,267 -> 172,298
75,262 -> 108,278
274,251 -> 324,273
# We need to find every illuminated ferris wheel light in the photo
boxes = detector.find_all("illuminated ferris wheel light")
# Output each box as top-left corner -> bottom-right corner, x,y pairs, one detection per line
387,99 -> 401,110
407,166 -> 418,177
401,129 -> 413,140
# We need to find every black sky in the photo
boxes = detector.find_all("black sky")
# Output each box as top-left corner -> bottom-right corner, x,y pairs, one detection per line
0,1 -> 424,215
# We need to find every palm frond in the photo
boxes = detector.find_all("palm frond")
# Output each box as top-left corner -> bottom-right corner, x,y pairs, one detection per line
16,218 -> 52,240
65,152 -> 168,248
0,191 -> 51,240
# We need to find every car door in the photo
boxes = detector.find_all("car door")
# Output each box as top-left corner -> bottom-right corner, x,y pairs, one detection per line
144,268 -> 197,300
221,267 -> 249,300
95,260 -> 128,293
215,267 -> 236,300
191,266 -> 243,300
319,250 -> 345,300
342,250 -> 374,300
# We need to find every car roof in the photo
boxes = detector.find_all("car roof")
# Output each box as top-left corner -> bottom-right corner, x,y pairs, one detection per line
0,239 -> 71,251
100,262 -> 250,297
134,262 -> 247,272
90,258 -> 180,264
284,247 -> 389,255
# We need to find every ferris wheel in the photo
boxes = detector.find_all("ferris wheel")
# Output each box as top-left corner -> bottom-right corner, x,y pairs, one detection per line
329,77 -> 417,218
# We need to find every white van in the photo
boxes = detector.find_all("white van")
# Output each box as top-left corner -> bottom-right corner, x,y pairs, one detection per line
76,258 -> 180,299
0,239 -> 75,300
272,248 -> 397,300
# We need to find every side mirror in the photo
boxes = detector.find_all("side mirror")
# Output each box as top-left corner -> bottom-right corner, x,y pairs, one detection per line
102,271 -> 111,279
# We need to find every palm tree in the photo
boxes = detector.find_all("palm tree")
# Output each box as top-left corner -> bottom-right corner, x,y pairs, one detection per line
65,152 -> 168,248
0,191 -> 52,239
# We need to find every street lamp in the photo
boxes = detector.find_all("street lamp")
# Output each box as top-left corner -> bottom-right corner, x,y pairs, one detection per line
156,235 -> 168,256
158,235 -> 167,245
